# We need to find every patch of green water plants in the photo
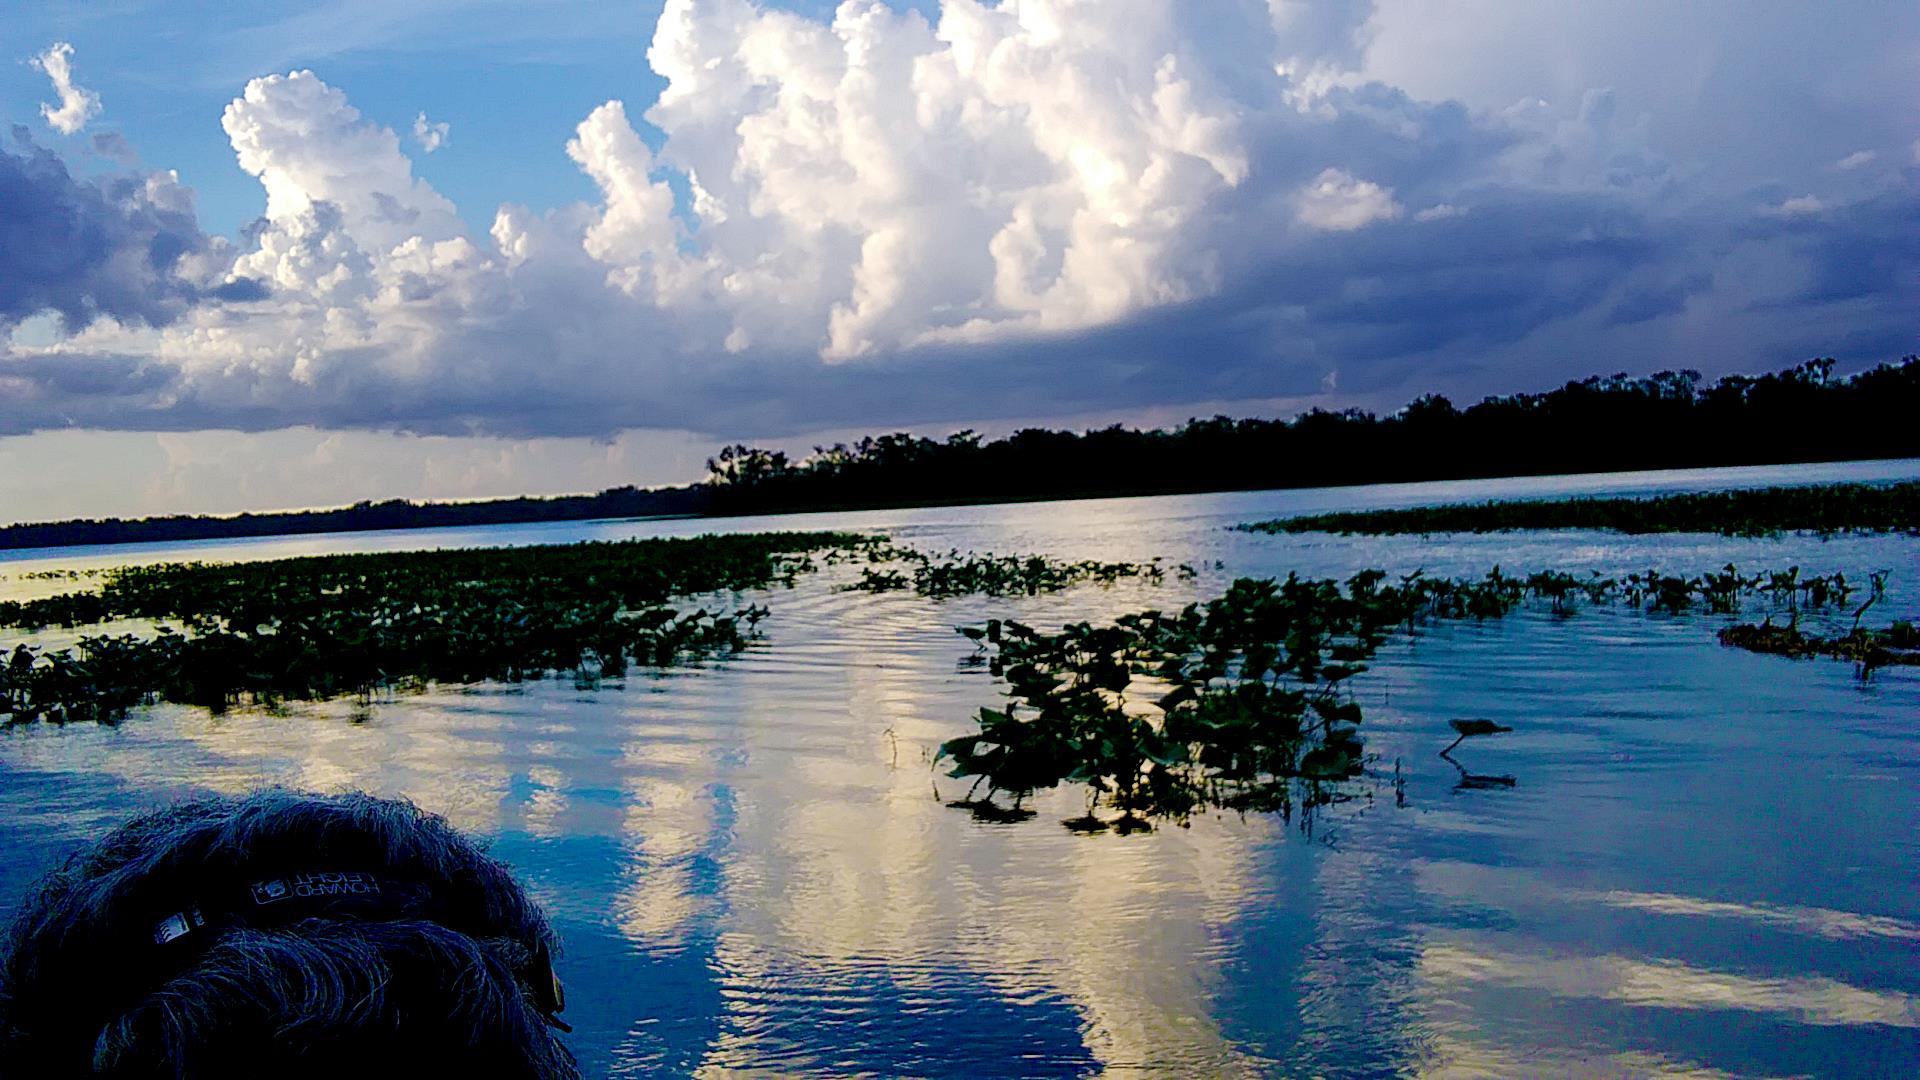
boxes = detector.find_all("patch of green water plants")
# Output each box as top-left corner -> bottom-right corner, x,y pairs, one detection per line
845,544 -> 1195,598
937,563 -> 1878,831
1716,570 -> 1920,672
1717,621 -> 1920,670
0,532 -> 869,725
938,575 -> 1389,832
1237,481 -> 1920,538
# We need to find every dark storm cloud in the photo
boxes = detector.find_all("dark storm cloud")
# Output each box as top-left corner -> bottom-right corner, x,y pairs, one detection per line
1745,189 -> 1920,310
0,129 -> 220,330
0,351 -> 181,435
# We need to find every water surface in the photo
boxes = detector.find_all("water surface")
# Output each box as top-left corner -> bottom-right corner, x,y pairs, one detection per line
4,462 -> 1917,1077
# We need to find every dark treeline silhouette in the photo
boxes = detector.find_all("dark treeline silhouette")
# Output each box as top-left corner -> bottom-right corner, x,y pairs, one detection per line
4,355 -> 1915,551
0,487 -> 706,552
702,356 -> 1919,514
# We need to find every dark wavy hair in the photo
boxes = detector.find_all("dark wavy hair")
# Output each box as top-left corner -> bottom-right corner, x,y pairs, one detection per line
0,790 -> 579,1079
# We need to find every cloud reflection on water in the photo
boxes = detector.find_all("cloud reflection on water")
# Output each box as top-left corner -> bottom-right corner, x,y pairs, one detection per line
1419,934 -> 1920,1029
674,583 -> 1283,1074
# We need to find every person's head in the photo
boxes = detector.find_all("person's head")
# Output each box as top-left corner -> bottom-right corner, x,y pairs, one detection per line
0,790 -> 578,1079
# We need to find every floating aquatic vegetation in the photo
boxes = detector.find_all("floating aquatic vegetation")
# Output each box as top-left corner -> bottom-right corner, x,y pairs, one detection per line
1436,564 -> 1855,617
0,532 -> 868,725
938,575 -> 1389,833
1237,481 -> 1920,538
1717,621 -> 1919,671
938,563 -> 1876,831
844,545 -> 1194,598
1718,569 -> 1918,673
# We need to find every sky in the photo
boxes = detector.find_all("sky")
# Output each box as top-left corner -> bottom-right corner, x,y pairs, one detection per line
1,0 -> 1914,524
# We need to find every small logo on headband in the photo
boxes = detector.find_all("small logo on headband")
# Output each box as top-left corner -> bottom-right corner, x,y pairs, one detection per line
251,872 -> 382,904
153,907 -> 206,945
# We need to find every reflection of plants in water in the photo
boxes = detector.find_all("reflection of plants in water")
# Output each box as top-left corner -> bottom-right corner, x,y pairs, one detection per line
938,563 -> 1888,831
845,545 -> 1195,598
0,532 -> 866,725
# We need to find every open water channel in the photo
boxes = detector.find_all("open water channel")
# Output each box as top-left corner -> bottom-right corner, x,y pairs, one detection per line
3,460 -> 1917,1077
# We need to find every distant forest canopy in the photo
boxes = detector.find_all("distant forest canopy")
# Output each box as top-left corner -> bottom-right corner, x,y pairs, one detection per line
0,486 -> 708,553
4,355 -> 1915,551
701,355 -> 1920,514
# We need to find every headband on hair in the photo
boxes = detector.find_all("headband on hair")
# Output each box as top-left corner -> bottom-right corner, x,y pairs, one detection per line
147,869 -> 569,1032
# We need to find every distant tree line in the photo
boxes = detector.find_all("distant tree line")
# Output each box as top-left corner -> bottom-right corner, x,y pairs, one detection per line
702,356 -> 1920,514
0,487 -> 707,552
4,355 -> 1914,550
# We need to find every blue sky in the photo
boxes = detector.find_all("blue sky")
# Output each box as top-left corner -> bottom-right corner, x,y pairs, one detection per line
1,0 -> 1914,521
2,1 -> 952,237
1,1 -> 675,236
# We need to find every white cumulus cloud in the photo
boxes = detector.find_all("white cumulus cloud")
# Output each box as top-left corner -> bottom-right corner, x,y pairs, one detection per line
565,100 -> 683,296
31,42 -> 102,135
413,111 -> 450,153
1295,168 -> 1401,230
635,0 -> 1253,358
223,72 -> 462,253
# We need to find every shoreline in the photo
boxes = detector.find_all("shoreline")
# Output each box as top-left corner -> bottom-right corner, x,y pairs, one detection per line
7,455 -> 1919,557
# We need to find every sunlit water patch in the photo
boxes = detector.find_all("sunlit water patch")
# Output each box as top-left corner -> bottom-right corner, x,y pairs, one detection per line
3,461 -> 1917,1077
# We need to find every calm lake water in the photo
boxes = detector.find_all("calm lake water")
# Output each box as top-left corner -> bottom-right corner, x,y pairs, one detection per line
4,460 -> 1918,1077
